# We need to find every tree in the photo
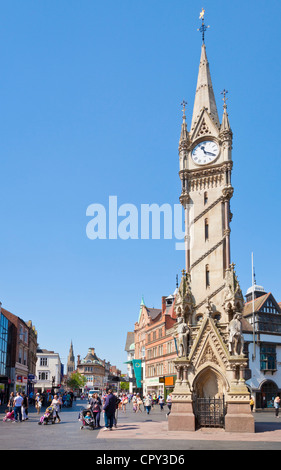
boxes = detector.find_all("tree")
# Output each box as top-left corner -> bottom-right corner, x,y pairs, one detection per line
67,372 -> 87,391
120,382 -> 129,391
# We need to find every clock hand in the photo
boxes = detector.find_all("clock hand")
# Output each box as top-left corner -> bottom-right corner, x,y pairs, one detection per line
205,151 -> 215,156
200,146 -> 206,153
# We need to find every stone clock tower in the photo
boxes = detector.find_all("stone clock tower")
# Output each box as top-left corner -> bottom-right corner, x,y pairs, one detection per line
168,11 -> 254,433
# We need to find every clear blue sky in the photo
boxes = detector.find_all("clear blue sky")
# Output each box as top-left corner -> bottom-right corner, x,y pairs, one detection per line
0,0 -> 280,373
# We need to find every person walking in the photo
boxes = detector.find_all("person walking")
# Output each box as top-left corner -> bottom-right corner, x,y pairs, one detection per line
250,396 -> 254,412
51,394 -> 61,422
144,395 -> 152,414
102,389 -> 117,431
21,393 -> 28,421
13,392 -> 23,422
159,396 -> 165,411
274,395 -> 280,417
89,393 -> 102,428
121,394 -> 128,413
166,394 -> 172,417
8,392 -> 14,413
136,394 -> 143,413
35,393 -> 42,414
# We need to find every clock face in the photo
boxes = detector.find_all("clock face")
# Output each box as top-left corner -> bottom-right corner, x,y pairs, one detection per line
191,141 -> 219,165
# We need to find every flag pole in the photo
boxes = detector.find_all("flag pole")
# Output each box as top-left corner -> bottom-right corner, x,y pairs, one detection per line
252,252 -> 256,360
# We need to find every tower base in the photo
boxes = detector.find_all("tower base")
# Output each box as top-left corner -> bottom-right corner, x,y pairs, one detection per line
224,402 -> 255,433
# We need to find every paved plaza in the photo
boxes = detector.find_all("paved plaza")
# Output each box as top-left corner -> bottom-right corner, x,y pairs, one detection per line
1,399 -> 281,450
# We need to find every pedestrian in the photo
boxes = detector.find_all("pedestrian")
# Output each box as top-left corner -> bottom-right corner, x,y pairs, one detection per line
144,395 -> 152,414
21,393 -> 29,421
8,392 -> 14,412
89,393 -> 102,428
136,394 -> 143,413
121,394 -> 128,413
250,396 -> 254,412
159,396 -> 165,411
51,394 -> 61,422
166,394 -> 172,417
13,392 -> 24,422
35,393 -> 42,414
274,395 -> 280,417
102,389 -> 117,431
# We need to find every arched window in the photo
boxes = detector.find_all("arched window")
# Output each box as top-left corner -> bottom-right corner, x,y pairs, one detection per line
204,191 -> 208,205
206,264 -> 210,287
205,218 -> 209,241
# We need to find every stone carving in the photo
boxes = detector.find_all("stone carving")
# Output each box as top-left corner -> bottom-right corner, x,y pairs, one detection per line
222,264 -> 244,314
228,313 -> 244,356
175,316 -> 190,358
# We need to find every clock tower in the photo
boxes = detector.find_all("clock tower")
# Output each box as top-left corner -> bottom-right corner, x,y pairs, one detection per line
169,11 -> 254,433
179,42 -> 236,322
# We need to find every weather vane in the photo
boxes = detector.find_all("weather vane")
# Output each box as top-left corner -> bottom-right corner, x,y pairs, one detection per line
198,8 -> 210,43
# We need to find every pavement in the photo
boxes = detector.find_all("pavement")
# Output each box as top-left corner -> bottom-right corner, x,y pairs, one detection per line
1,399 -> 281,450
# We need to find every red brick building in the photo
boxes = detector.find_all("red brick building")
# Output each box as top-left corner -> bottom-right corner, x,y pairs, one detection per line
134,293 -> 178,397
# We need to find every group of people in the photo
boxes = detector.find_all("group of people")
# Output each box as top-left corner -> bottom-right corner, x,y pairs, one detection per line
3,390 -> 70,423
3,391 -> 29,422
85,389 -> 171,430
87,390 -> 173,422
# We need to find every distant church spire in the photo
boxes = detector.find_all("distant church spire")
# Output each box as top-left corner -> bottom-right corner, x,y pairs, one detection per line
67,340 -> 75,377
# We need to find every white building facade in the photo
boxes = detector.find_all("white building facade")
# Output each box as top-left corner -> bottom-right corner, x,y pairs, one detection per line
35,348 -> 62,392
243,285 -> 281,409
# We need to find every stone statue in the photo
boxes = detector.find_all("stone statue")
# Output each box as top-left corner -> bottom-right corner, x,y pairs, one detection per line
175,316 -> 190,358
228,313 -> 244,356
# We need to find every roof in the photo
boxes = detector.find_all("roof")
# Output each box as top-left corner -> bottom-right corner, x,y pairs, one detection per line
146,308 -> 162,320
125,332 -> 134,352
191,44 -> 220,131
243,292 -> 271,316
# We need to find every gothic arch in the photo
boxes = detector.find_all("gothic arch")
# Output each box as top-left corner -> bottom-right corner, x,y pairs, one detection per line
192,365 -> 229,399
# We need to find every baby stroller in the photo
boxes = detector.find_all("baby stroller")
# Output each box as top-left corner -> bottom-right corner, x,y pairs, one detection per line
78,407 -> 95,430
38,405 -> 56,425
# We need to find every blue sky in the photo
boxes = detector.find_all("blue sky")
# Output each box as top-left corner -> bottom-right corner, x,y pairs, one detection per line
0,0 -> 280,373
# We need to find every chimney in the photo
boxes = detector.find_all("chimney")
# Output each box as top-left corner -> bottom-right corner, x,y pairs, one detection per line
162,296 -> 166,314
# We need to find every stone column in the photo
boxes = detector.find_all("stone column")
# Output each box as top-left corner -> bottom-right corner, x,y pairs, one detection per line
168,358 -> 196,432
224,357 -> 255,433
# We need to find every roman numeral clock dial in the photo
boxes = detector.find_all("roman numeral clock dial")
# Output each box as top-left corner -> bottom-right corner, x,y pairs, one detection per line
191,141 -> 219,165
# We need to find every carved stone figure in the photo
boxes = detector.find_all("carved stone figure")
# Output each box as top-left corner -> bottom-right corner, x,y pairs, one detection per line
175,316 -> 190,358
228,313 -> 244,356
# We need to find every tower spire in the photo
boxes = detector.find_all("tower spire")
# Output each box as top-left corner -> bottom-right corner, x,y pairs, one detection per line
190,41 -> 220,132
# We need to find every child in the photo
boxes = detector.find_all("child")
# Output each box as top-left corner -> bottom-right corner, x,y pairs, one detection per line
3,409 -> 15,422
84,411 -> 94,427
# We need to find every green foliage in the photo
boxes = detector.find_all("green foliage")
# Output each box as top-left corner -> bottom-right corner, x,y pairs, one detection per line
67,372 -> 87,390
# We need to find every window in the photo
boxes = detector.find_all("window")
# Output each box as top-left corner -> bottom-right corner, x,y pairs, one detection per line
40,357 -> 48,367
206,265 -> 210,287
18,347 -> 23,364
39,371 -> 49,381
260,344 -> 276,371
205,218 -> 209,241
204,191 -> 208,205
0,313 -> 8,376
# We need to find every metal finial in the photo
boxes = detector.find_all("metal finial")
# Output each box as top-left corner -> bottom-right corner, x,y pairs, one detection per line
197,8 -> 210,43
221,89 -> 229,108
181,100 -> 187,118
